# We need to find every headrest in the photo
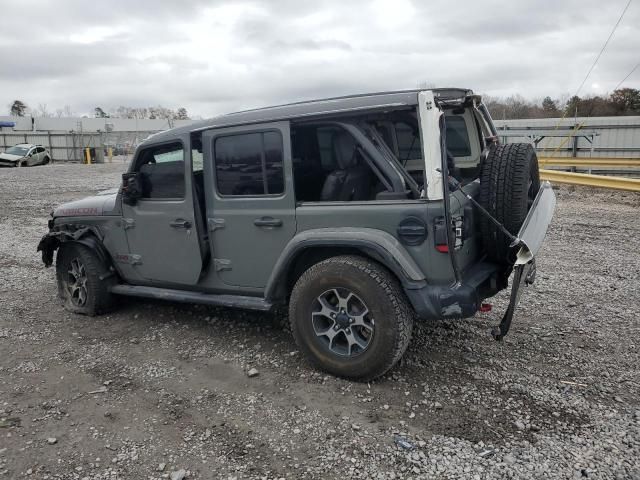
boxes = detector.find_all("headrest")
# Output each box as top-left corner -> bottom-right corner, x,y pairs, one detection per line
332,131 -> 358,169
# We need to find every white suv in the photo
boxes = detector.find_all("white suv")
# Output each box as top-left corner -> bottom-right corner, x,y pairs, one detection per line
0,144 -> 51,167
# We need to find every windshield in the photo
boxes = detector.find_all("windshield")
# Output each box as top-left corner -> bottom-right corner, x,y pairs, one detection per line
5,146 -> 29,156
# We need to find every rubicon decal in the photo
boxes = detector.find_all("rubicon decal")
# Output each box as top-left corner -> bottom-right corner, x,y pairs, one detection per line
58,207 -> 100,216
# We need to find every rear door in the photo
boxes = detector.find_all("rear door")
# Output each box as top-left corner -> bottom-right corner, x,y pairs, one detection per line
202,122 -> 296,288
121,140 -> 203,285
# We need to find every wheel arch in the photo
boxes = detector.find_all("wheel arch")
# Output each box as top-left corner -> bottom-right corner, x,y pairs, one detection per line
38,225 -> 113,272
264,228 -> 426,303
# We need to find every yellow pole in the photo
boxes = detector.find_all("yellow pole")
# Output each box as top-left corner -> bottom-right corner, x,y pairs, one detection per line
108,147 -> 113,163
85,148 -> 91,165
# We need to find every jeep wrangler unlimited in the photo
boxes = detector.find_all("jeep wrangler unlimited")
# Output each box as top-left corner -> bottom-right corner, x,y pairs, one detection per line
38,89 -> 555,380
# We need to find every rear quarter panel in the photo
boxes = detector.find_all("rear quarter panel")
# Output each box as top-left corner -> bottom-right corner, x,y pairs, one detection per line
295,200 -> 456,284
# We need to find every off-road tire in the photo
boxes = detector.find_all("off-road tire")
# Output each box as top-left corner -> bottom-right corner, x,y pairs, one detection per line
479,143 -> 540,264
56,243 -> 115,315
289,255 -> 414,381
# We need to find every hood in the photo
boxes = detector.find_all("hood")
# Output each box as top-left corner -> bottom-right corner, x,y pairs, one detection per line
0,153 -> 24,161
53,188 -> 119,217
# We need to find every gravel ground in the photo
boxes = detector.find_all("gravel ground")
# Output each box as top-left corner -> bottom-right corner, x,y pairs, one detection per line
0,163 -> 639,480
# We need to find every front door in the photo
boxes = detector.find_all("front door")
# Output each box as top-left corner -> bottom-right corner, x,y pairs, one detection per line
121,140 -> 203,285
203,122 -> 296,288
27,147 -> 40,166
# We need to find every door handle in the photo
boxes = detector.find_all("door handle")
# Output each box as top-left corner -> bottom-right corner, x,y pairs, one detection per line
170,219 -> 192,229
254,217 -> 283,227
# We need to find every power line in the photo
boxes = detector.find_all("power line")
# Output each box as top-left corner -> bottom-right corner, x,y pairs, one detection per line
613,62 -> 640,90
573,0 -> 632,97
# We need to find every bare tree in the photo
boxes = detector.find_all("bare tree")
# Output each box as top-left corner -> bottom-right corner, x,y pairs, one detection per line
416,81 -> 436,89
35,103 -> 53,118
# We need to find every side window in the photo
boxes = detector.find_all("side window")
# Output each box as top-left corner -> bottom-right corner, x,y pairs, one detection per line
136,142 -> 185,199
36,147 -> 46,154
214,131 -> 284,196
317,127 -> 338,171
395,122 -> 422,161
445,116 -> 471,157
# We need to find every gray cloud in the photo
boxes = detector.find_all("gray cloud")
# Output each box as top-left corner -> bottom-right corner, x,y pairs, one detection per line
1,0 -> 638,118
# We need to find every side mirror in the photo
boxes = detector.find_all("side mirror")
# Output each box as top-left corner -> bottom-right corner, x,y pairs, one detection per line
121,172 -> 142,205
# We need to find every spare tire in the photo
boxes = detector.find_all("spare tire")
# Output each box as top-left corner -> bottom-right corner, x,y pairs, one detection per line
478,143 -> 540,264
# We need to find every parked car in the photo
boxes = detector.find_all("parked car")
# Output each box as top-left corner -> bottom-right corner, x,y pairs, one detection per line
0,144 -> 52,167
37,88 -> 556,380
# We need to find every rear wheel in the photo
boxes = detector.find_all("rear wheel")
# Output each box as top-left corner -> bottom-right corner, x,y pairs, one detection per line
56,243 -> 115,315
289,255 -> 413,381
479,143 -> 540,264
42,156 -> 51,165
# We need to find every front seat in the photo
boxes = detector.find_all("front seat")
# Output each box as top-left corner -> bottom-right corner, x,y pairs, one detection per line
320,131 -> 371,201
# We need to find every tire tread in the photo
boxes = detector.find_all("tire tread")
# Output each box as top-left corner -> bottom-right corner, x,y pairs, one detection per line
289,255 -> 413,381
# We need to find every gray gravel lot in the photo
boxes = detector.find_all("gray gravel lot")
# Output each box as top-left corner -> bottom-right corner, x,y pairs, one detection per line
0,163 -> 639,479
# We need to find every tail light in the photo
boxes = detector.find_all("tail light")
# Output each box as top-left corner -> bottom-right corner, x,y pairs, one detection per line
434,216 -> 464,253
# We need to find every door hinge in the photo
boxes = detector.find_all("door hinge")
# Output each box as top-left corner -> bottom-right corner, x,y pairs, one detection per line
213,259 -> 232,272
208,218 -> 225,232
122,218 -> 135,230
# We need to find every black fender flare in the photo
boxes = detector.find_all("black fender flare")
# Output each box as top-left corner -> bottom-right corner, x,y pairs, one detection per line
37,226 -> 111,268
264,228 -> 427,302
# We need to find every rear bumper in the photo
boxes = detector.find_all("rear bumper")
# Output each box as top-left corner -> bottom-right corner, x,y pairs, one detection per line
407,182 -> 556,323
406,261 -> 503,320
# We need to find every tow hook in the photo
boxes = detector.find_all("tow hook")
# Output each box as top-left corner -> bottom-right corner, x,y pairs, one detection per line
491,260 -> 536,341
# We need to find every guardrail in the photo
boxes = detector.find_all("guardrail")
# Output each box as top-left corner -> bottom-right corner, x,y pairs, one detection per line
539,169 -> 640,192
539,157 -> 640,167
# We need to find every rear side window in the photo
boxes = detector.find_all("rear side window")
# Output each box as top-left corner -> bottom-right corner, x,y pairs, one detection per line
446,116 -> 472,157
317,127 -> 339,171
214,131 -> 284,196
395,122 -> 421,161
136,142 -> 185,199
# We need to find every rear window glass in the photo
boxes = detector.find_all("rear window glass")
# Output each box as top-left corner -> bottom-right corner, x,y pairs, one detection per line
214,131 -> 284,196
446,116 -> 471,157
317,127 -> 339,171
395,122 -> 421,161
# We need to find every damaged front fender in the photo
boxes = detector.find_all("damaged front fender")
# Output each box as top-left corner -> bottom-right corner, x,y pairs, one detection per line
37,227 -> 109,268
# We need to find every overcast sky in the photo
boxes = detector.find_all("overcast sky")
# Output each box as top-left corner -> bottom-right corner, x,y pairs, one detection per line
1,0 -> 638,118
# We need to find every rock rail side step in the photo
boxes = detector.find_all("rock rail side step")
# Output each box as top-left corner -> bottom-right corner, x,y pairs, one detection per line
110,285 -> 273,311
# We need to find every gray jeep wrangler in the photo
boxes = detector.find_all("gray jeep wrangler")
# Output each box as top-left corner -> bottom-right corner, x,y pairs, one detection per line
38,88 -> 555,380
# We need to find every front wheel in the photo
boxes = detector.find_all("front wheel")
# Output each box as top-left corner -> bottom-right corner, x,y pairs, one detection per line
289,255 -> 414,381
55,243 -> 115,315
